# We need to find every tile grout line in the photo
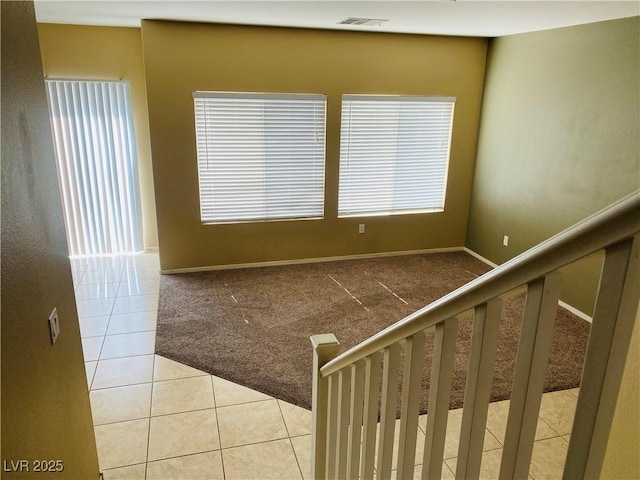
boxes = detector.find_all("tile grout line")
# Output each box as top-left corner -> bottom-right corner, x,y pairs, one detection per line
82,328 -> 157,340
485,427 -> 501,447
106,309 -> 159,337
144,268 -> 161,480
276,400 -> 305,480
88,360 -> 98,391
218,436 -> 292,452
215,397 -> 280,410
105,325 -> 158,337
101,461 -> 147,477
537,414 -> 563,438
72,266 -> 86,292
93,269 -> 125,365
90,365 -> 155,391
136,448 -> 223,470
148,402 -> 218,421
210,375 -> 227,480
83,263 -> 103,392
77,270 -> 126,288
443,460 -> 456,478
144,341 -> 157,480
96,350 -> 157,363
111,305 -> 159,317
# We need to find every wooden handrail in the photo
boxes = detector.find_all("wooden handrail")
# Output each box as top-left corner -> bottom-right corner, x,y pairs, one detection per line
320,190 -> 640,378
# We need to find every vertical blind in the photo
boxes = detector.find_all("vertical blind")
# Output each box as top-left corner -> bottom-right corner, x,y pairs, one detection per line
338,95 -> 455,217
193,92 -> 327,223
46,80 -> 143,256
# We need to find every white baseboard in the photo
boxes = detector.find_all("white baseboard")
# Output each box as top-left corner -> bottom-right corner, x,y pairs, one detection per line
463,248 -> 593,323
161,246 -> 465,274
463,247 -> 499,268
558,300 -> 593,323
161,245 -> 594,323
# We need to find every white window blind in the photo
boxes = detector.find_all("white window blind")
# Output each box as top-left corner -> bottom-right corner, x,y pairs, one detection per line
338,95 -> 455,217
193,92 -> 327,223
46,80 -> 143,256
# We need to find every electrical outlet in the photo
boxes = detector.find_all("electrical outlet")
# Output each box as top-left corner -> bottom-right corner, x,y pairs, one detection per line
49,308 -> 60,345
503,235 -> 509,247
358,224 -> 365,234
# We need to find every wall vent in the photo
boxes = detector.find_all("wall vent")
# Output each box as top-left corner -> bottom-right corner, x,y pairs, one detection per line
338,17 -> 389,26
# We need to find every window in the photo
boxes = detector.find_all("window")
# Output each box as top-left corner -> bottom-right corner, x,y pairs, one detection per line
46,80 -> 143,256
193,92 -> 327,223
338,95 -> 455,217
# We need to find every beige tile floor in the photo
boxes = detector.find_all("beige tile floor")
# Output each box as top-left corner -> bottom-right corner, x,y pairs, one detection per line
74,253 -> 579,480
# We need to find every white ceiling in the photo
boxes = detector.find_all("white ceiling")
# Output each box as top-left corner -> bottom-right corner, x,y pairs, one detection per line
34,1 -> 639,38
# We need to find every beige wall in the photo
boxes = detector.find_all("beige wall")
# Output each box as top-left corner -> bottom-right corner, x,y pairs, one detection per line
37,23 -> 158,250
602,306 -> 640,479
141,21 -> 487,270
467,17 -> 640,476
466,17 -> 640,315
1,3 -> 99,478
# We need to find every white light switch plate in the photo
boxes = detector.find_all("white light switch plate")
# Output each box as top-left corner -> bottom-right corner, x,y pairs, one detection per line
49,308 -> 60,345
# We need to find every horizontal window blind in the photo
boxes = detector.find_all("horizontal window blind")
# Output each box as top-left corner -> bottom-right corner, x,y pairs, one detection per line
193,92 -> 327,223
338,95 -> 455,217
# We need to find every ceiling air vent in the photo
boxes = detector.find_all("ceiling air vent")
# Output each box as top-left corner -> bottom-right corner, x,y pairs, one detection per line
338,17 -> 389,27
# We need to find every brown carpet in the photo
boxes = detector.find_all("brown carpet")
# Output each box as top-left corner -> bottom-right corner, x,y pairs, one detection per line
155,251 -> 590,413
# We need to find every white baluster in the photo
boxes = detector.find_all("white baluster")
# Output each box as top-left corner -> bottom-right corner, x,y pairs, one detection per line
564,236 -> 639,479
456,298 -> 503,480
376,343 -> 401,479
397,332 -> 426,479
311,334 -> 340,480
347,361 -> 365,479
327,374 -> 339,478
336,367 -> 351,479
423,318 -> 459,479
499,273 -> 562,479
361,352 -> 382,480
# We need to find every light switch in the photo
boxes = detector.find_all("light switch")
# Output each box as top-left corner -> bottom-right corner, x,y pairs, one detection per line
49,308 -> 60,345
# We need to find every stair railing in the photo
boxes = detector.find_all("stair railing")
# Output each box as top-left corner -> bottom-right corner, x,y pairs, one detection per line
310,191 -> 639,480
